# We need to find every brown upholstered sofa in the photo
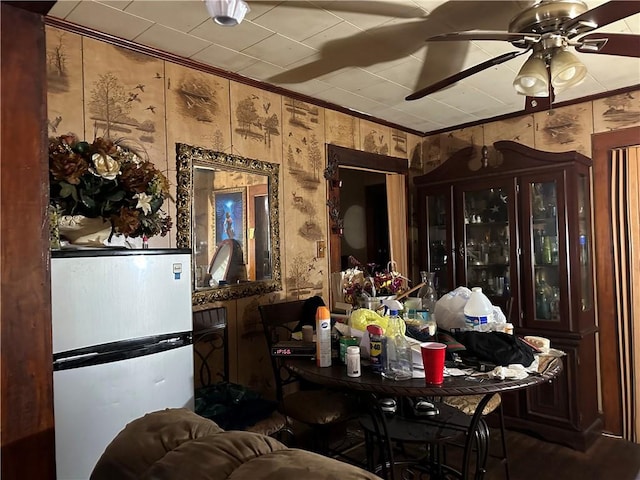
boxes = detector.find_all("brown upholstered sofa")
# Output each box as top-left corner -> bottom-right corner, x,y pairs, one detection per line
91,408 -> 378,480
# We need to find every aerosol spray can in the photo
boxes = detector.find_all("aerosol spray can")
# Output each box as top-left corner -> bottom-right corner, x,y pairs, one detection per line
316,306 -> 332,367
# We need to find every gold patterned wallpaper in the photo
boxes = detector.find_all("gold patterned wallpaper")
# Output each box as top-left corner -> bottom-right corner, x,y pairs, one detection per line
45,24 -> 639,393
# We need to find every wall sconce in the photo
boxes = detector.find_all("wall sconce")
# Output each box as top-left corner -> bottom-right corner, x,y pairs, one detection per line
204,0 -> 250,26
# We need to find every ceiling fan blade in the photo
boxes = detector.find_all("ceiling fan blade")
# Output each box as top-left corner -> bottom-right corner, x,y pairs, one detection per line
575,33 -> 640,58
427,30 -> 540,44
563,1 -> 640,34
406,50 -> 528,101
256,1 -> 422,18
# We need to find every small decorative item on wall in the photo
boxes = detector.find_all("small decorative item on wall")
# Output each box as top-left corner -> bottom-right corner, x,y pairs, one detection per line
213,188 -> 246,252
48,134 -> 172,246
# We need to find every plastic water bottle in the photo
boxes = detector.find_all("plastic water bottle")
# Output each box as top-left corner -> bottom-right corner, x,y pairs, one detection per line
463,287 -> 494,331
381,308 -> 413,381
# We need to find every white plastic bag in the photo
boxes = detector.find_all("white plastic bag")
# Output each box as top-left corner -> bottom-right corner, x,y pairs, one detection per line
434,286 -> 506,332
434,286 -> 471,331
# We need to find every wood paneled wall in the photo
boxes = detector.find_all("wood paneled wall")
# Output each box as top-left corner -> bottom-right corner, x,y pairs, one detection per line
1,4 -> 55,479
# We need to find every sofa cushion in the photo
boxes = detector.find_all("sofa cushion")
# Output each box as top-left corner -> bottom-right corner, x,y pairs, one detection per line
228,448 -> 378,480
91,408 -> 224,480
91,408 -> 379,480
141,430 -> 286,480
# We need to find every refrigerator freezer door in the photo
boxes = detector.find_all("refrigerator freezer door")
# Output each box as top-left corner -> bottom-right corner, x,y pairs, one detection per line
51,252 -> 192,354
53,344 -> 194,480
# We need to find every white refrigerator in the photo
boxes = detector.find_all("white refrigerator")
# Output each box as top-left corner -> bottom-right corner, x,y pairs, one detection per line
51,249 -> 194,480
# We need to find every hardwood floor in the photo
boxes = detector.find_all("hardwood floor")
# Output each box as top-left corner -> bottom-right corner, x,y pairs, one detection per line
467,429 -> 640,480
319,423 -> 640,480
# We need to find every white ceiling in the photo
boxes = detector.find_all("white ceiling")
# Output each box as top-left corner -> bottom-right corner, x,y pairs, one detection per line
48,0 -> 640,134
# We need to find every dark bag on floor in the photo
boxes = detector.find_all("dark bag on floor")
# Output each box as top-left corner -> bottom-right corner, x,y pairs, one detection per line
195,382 -> 277,430
454,331 -> 536,367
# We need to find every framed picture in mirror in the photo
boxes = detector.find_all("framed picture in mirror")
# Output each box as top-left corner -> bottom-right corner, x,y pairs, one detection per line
213,188 -> 246,251
176,143 -> 281,304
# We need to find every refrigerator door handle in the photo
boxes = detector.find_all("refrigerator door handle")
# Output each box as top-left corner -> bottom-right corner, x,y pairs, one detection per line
53,331 -> 192,371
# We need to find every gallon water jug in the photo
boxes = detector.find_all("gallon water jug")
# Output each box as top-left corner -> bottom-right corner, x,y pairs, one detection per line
463,287 -> 494,331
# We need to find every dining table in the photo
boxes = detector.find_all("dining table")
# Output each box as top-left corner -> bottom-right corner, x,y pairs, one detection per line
285,355 -> 563,480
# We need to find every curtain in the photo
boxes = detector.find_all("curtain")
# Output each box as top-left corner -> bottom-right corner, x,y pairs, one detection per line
385,173 -> 408,284
610,145 -> 640,442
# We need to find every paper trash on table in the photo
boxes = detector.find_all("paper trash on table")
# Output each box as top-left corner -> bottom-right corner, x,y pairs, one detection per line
445,367 -> 473,376
487,364 -> 529,380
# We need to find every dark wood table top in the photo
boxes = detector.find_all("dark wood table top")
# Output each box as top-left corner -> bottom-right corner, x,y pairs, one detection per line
285,356 -> 563,398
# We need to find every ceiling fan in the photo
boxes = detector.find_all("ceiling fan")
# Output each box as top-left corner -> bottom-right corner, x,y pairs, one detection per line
406,0 -> 640,101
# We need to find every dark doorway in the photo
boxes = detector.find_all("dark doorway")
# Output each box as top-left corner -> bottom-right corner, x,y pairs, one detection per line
339,168 -> 389,270
326,144 -> 408,277
365,183 -> 389,268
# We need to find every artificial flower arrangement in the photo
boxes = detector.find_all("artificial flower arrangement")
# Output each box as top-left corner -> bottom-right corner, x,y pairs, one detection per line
48,134 -> 172,240
342,256 -> 408,306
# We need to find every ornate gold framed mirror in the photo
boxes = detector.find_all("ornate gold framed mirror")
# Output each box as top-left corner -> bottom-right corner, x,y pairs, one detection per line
176,143 -> 281,304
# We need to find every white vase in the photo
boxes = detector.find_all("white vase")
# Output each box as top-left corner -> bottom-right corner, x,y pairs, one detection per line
58,215 -> 112,246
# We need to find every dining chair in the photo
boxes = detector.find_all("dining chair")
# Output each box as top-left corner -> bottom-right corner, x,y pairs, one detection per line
443,393 -> 510,480
258,298 -> 359,455
358,396 -> 467,480
193,306 -> 291,441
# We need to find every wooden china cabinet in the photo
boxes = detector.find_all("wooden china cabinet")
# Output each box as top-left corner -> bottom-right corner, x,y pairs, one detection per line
414,141 -> 601,451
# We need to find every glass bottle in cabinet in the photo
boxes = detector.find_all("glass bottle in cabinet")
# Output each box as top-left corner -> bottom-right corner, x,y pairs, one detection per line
423,192 -> 450,296
529,180 -> 561,321
577,174 -> 593,311
461,186 -> 511,300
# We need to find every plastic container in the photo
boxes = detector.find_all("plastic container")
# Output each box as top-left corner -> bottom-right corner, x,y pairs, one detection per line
381,308 -> 413,381
463,287 -> 494,330
315,306 -> 332,367
346,345 -> 361,377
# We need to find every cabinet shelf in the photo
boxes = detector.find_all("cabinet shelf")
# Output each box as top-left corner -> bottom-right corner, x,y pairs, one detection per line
467,263 -> 509,268
465,221 -> 508,227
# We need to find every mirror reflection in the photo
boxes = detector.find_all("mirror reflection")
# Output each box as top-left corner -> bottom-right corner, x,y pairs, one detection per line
176,143 -> 281,303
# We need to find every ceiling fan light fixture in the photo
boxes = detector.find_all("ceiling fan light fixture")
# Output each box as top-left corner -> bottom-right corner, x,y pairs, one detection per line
550,49 -> 587,92
513,56 -> 549,97
204,0 -> 250,26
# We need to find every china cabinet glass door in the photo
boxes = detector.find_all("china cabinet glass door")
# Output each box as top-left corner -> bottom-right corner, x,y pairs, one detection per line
577,173 -> 593,312
521,172 -> 568,329
423,188 -> 452,297
455,179 -> 517,318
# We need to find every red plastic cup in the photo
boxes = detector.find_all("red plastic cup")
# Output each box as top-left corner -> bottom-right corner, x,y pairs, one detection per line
420,342 -> 447,384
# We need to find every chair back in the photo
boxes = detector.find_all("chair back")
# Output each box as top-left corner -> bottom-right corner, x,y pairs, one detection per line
258,300 -> 308,402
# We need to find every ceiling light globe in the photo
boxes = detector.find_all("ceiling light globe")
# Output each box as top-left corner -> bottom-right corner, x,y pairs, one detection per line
513,56 -> 549,97
557,67 -> 576,81
551,49 -> 587,92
